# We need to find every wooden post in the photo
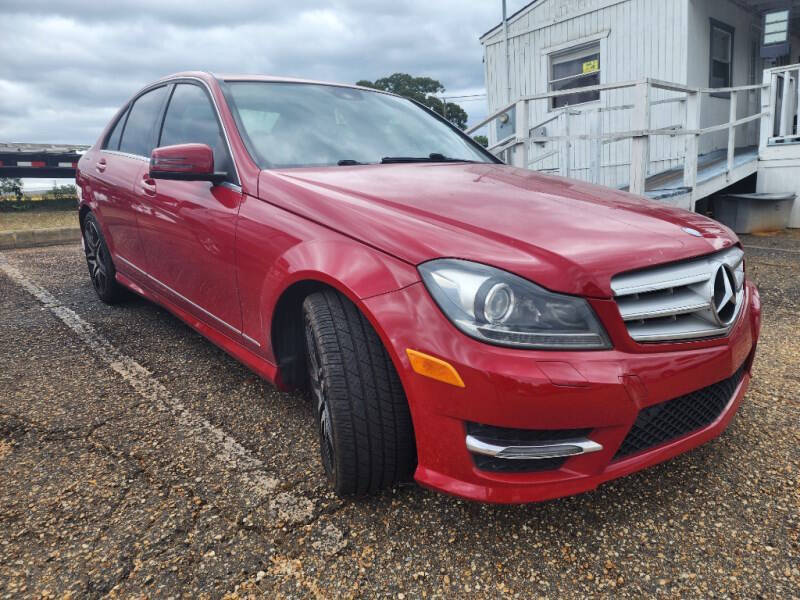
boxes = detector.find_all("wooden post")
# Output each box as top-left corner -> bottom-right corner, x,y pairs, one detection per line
726,90 -> 738,180
629,81 -> 650,196
789,69 -> 800,135
683,89 -> 701,201
760,69 -> 777,151
513,100 -> 529,168
560,107 -> 571,178
590,108 -> 602,184
780,70 -> 793,137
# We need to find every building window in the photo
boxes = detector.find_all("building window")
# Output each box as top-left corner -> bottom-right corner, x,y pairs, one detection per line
710,19 -> 734,92
549,43 -> 601,109
763,10 -> 789,46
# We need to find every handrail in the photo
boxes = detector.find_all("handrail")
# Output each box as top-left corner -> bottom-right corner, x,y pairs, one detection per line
765,61 -> 800,74
471,74 -> 774,207
468,77 -> 768,136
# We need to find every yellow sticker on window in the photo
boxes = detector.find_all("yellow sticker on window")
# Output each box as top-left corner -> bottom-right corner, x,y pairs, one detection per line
582,59 -> 599,74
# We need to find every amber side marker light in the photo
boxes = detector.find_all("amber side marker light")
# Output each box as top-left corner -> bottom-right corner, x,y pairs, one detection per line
405,349 -> 465,388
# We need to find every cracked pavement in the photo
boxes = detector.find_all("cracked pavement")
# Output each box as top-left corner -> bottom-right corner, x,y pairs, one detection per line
1,232 -> 798,599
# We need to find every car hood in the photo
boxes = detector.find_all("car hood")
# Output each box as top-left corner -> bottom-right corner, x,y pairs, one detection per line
258,163 -> 737,298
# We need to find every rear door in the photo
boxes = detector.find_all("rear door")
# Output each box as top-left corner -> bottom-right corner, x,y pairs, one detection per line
135,82 -> 244,337
92,85 -> 169,265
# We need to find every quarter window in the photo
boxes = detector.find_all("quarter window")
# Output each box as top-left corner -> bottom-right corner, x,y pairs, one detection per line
159,84 -> 233,180
549,43 -> 601,109
710,20 -> 734,89
118,86 -> 168,157
103,109 -> 127,151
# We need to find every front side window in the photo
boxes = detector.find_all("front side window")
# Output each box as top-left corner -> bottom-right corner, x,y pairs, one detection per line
710,20 -> 734,89
549,43 -> 601,109
225,82 -> 492,169
119,86 -> 168,157
159,84 -> 234,180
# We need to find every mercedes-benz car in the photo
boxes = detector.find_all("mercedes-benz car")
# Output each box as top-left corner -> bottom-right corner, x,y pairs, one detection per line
76,72 -> 760,503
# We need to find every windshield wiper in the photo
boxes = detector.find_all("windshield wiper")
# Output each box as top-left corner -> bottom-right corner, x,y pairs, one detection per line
337,159 -> 366,166
380,153 -> 477,164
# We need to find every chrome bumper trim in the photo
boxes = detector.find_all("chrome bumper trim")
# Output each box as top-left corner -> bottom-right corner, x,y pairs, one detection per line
465,435 -> 603,460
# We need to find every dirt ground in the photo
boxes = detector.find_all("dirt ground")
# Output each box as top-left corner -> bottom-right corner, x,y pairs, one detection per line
0,233 -> 798,599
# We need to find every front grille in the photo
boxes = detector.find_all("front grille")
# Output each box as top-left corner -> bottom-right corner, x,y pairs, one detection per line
611,246 -> 745,342
614,363 -> 747,460
466,423 -> 591,473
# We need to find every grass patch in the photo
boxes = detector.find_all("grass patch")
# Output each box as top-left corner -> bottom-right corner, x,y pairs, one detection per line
0,209 -> 77,232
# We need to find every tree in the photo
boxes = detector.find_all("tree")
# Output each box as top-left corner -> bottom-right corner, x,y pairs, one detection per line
357,73 -> 469,130
473,135 -> 489,148
0,178 -> 23,202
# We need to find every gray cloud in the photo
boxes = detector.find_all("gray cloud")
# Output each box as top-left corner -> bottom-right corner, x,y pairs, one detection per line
0,1 -> 530,145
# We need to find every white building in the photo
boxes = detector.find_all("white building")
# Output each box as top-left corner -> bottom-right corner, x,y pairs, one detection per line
473,0 -> 800,225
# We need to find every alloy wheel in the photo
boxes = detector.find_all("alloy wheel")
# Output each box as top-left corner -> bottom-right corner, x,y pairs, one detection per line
84,220 -> 108,294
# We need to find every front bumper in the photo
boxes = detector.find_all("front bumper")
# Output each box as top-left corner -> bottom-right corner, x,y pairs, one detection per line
362,280 -> 761,504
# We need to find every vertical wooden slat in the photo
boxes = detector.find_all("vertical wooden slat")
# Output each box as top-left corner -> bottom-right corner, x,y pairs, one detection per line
780,70 -> 793,137
590,108 -> 602,184
560,108 -> 571,178
727,90 -> 738,179
789,69 -> 800,135
683,90 -> 701,197
514,100 -> 529,168
760,69 -> 777,150
629,81 -> 650,195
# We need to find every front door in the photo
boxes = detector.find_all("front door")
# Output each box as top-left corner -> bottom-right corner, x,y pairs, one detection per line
135,82 -> 243,337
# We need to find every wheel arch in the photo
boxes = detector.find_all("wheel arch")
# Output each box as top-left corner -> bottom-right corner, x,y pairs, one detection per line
78,202 -> 92,231
269,271 -> 409,390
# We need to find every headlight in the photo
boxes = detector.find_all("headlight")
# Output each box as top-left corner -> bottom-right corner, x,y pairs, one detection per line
418,259 -> 611,350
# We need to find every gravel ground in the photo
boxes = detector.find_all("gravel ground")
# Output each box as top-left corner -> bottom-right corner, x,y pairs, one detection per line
0,235 -> 798,599
0,210 -> 78,232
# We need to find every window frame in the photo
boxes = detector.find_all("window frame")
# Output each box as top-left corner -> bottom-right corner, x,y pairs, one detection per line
156,81 -> 239,185
709,18 -> 735,99
548,42 -> 601,111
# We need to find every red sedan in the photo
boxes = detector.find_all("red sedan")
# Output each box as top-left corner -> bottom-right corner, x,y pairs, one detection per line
76,72 -> 760,503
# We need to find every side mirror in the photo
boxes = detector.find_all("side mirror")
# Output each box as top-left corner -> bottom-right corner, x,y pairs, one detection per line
149,143 -> 227,184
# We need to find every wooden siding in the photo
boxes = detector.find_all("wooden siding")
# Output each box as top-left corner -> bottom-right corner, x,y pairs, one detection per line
479,0 -> 780,189
483,0 -> 690,187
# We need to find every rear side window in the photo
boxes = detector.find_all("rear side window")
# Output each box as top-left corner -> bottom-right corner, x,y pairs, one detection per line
103,109 -> 127,151
119,86 -> 169,157
159,84 -> 234,179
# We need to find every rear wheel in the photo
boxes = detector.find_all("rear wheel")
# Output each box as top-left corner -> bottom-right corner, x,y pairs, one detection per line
83,212 -> 125,304
303,289 -> 416,496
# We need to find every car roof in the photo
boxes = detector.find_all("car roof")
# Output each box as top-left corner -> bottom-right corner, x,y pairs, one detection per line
155,71 -> 391,95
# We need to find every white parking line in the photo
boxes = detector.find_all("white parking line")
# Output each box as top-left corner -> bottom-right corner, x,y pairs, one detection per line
0,254 -> 321,528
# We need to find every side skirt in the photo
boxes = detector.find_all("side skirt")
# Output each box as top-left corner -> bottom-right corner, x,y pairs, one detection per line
115,271 -> 282,388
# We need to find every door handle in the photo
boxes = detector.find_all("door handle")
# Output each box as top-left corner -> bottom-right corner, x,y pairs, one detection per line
139,174 -> 157,196
96,158 -> 106,173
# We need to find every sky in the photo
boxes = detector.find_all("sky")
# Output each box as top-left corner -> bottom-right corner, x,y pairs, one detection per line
0,0 -> 530,150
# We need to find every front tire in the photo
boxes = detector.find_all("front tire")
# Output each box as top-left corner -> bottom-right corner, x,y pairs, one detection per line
83,212 -> 125,304
303,290 -> 416,496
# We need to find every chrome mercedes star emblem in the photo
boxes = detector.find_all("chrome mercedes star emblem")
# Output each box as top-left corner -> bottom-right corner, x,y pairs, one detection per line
711,264 -> 737,326
681,227 -> 702,237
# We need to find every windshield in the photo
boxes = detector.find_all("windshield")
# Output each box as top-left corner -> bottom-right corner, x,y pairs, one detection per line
225,81 -> 493,168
